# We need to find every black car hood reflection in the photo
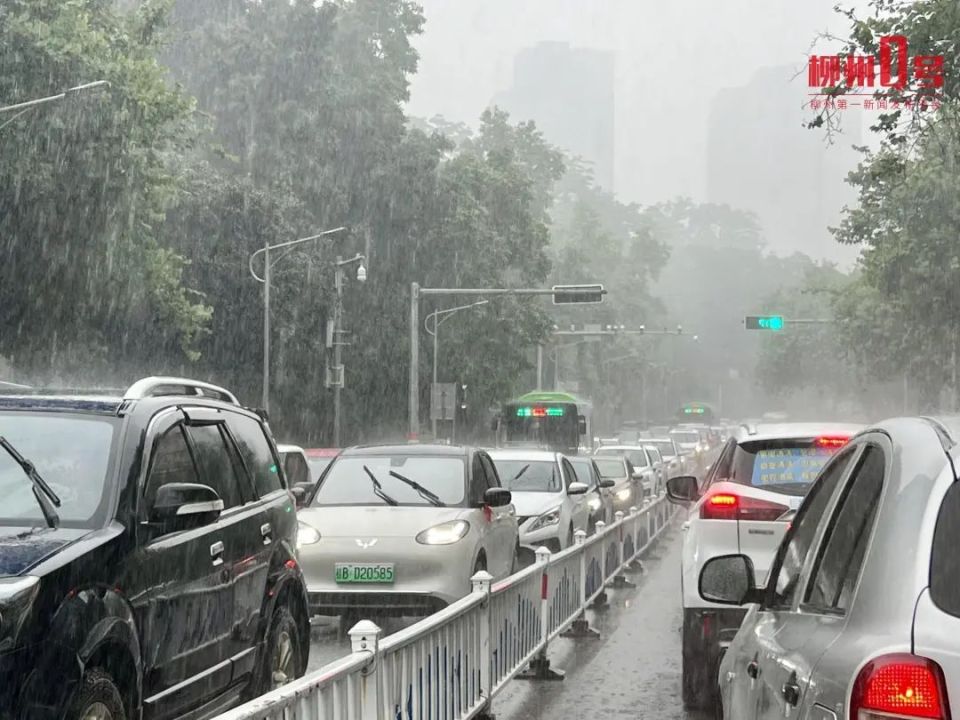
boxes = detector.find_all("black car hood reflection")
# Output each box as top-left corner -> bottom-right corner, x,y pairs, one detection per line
0,526 -> 90,576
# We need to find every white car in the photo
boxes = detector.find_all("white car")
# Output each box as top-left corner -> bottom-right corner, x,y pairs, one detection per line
488,449 -> 590,553
646,437 -> 685,478
594,444 -> 657,496
297,444 -> 518,618
277,443 -> 314,504
665,421 -> 864,710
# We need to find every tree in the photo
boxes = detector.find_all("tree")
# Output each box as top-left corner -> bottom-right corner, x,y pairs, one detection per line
0,0 -> 210,379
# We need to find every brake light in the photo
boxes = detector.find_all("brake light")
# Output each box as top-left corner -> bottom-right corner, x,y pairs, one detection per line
851,654 -> 950,720
817,435 -> 850,448
700,492 -> 789,521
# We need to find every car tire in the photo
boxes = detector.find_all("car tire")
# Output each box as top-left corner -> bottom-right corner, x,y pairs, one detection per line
566,525 -> 574,548
681,609 -> 716,711
68,668 -> 126,720
252,605 -> 304,697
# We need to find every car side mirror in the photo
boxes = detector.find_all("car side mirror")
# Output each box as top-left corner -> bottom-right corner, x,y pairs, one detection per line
567,481 -> 589,496
666,475 -> 699,504
599,479 -> 616,489
483,487 -> 512,507
291,481 -> 315,508
699,554 -> 763,605
151,483 -> 223,528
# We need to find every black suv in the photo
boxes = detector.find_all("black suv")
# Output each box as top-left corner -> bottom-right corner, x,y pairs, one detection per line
0,377 -> 310,720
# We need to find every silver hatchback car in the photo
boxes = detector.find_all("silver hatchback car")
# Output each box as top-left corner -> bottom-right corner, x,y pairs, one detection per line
699,416 -> 960,720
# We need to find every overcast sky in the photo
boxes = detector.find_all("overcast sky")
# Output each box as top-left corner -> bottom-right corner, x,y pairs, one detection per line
406,0 -> 871,261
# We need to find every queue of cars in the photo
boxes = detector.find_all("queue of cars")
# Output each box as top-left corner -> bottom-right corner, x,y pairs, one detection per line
668,416 -> 960,720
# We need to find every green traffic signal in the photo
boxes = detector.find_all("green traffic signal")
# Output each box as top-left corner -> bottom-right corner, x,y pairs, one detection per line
745,315 -> 784,331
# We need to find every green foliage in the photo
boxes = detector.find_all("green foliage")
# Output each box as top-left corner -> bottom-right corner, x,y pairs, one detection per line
0,0 -> 208,376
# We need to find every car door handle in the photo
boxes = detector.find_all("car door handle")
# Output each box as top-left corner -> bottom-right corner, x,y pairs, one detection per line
782,678 -> 801,706
747,661 -> 760,679
210,541 -> 225,566
261,523 -> 272,545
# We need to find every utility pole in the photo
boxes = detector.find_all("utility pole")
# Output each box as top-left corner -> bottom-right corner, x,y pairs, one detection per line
407,285 -> 606,440
262,244 -> 271,411
536,345 -> 543,391
333,257 -> 343,447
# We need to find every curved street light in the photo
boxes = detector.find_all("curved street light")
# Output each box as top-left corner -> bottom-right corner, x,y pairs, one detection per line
248,226 -> 347,413
425,300 -> 489,438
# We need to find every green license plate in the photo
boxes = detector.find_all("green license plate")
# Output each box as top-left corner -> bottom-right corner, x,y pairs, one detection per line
335,562 -> 395,584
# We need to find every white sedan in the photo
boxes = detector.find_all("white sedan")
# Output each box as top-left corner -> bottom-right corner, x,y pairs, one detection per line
488,449 -> 590,553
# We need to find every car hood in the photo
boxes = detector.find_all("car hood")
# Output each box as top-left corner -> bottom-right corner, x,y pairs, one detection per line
0,526 -> 91,576
298,505 -> 471,538
510,492 -> 565,518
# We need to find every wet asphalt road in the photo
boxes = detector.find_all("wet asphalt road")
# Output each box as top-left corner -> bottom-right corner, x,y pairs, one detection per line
305,521 -> 711,720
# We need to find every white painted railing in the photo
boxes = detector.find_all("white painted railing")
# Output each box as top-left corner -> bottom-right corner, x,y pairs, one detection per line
213,495 -> 675,720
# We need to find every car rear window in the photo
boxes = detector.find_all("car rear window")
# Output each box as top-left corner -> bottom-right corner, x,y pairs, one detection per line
671,432 -> 699,444
722,439 -> 841,494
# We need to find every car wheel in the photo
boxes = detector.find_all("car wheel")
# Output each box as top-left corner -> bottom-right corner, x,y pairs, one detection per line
254,605 -> 305,696
473,554 -> 487,575
68,668 -> 126,720
510,547 -> 519,575
681,609 -> 716,710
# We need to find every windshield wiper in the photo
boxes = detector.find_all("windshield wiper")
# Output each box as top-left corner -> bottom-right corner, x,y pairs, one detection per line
509,464 -> 531,483
0,436 -> 61,528
362,465 -> 398,506
388,470 -> 445,507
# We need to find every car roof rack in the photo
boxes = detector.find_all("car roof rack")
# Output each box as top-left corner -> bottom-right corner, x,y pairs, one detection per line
124,376 -> 239,405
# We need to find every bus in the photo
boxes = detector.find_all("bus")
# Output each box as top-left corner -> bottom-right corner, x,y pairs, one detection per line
675,401 -> 717,425
492,391 -> 592,455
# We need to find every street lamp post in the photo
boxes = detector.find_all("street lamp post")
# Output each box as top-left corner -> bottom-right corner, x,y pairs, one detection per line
0,81 -> 110,133
249,226 -> 347,413
425,300 -> 489,439
331,254 -> 367,447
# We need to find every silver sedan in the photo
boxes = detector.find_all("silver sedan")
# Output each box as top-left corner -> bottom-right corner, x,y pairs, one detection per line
699,416 -> 960,719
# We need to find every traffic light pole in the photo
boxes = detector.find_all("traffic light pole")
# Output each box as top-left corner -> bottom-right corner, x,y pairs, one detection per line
408,284 -> 607,441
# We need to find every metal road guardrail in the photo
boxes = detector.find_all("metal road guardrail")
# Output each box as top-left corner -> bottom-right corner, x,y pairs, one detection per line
212,495 -> 676,720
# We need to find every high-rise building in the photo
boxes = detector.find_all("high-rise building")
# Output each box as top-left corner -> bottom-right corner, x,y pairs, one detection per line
494,41 -> 615,191
706,65 -> 862,259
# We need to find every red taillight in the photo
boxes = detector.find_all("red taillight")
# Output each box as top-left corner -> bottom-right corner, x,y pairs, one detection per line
851,654 -> 950,719
817,435 -> 850,448
700,492 -> 789,521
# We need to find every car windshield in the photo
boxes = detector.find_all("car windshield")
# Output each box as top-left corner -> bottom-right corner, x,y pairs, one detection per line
311,455 -> 465,506
568,459 -> 595,487
306,457 -> 332,480
491,459 -> 562,493
671,432 -> 700,445
594,458 -> 628,480
599,448 -> 648,468
651,441 -> 676,457
716,439 -> 844,495
0,413 -> 119,528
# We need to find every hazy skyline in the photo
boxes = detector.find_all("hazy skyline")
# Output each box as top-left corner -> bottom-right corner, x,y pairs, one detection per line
406,0 -> 870,260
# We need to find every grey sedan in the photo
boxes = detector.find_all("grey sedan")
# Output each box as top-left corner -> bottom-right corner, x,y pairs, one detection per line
700,416 -> 960,720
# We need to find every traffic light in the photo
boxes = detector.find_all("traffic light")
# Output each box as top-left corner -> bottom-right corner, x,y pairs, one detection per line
745,315 -> 784,331
552,284 -> 605,305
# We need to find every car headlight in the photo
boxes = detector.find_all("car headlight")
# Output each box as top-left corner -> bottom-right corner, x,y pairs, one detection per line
616,488 -> 632,502
297,522 -> 321,548
528,506 -> 562,532
416,520 -> 470,545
